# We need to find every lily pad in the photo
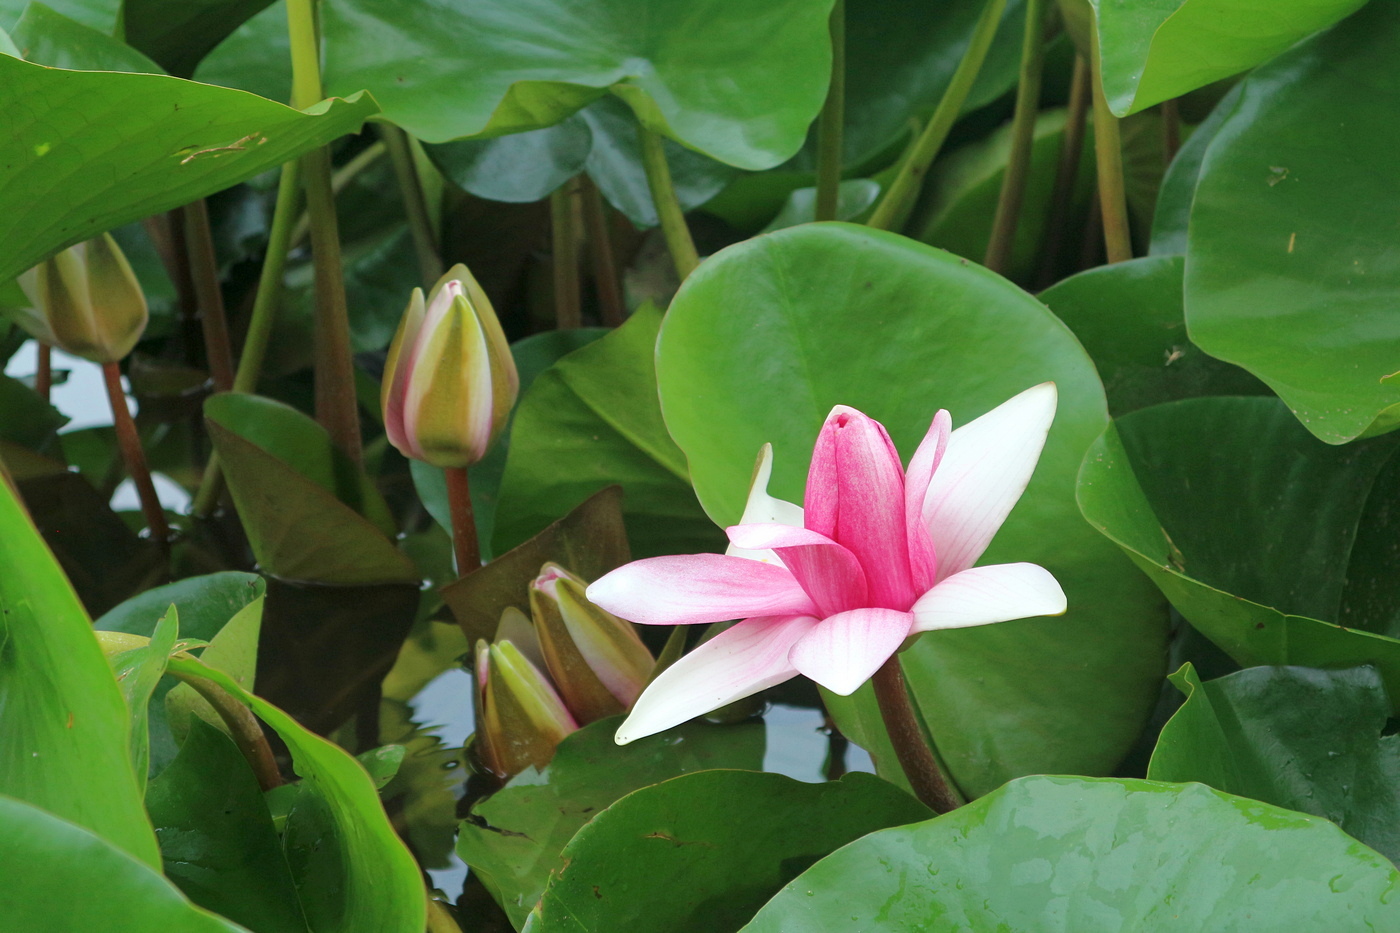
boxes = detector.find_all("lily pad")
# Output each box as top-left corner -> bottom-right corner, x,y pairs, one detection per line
657,222 -> 1168,797
321,0 -> 834,170
741,775 -> 1400,931
1150,663 -> 1400,863
1077,396 -> 1400,704
1184,2 -> 1400,443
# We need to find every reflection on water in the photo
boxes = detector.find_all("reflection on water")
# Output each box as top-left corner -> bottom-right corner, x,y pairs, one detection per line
402,666 -> 874,899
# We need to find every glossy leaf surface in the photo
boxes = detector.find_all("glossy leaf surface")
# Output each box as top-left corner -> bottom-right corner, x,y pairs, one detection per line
741,775 -> 1400,931
535,771 -> 929,933
1184,2 -> 1400,443
657,222 -> 1166,797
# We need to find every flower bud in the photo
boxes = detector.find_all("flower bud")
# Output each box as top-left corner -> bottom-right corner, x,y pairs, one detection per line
381,264 -> 518,468
14,233 -> 148,364
474,638 -> 577,778
529,563 -> 654,724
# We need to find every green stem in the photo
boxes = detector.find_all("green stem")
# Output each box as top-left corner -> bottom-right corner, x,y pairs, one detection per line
1088,25 -> 1132,264
1034,54 -> 1090,289
814,0 -> 846,222
103,361 -> 169,544
867,0 -> 1008,232
183,199 -> 236,391
287,0 -> 361,462
445,466 -> 480,576
192,161 -> 303,519
551,176 -> 583,329
636,124 -> 700,281
648,626 -> 689,684
168,661 -> 284,792
381,124 -> 443,284
871,655 -> 960,813
984,0 -> 1050,274
580,175 -> 625,327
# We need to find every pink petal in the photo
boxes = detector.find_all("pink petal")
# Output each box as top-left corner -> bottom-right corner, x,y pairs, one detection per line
805,406 -> 917,610
904,410 -> 950,593
788,607 -> 914,696
910,562 -> 1066,633
614,614 -> 819,744
586,554 -> 817,626
922,383 -> 1057,580
726,523 -> 868,616
725,443 -> 805,565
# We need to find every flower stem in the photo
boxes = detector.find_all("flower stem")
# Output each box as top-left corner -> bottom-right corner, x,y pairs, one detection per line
287,0 -> 361,462
867,0 -> 1008,232
552,177 -> 584,329
580,175 -> 625,327
102,361 -> 169,543
182,199 -> 236,391
871,655 -> 960,813
636,123 -> 700,281
1034,54 -> 1090,289
381,123 -> 443,284
35,343 -> 52,401
814,0 -> 846,223
1088,25 -> 1132,264
1160,97 -> 1182,164
984,0 -> 1050,274
168,661 -> 284,792
444,466 -> 481,576
289,142 -> 386,250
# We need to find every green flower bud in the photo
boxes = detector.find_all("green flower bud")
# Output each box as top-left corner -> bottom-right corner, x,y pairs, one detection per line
474,638 -> 577,778
14,233 -> 148,364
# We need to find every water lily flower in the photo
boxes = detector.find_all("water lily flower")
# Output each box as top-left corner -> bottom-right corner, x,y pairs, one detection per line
588,383 -> 1067,745
13,233 -> 148,364
381,264 -> 518,468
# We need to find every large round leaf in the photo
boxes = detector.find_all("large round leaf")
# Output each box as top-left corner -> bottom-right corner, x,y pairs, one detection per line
0,54 -> 376,282
657,222 -> 1167,797
320,0 -> 833,170
0,795 -> 247,933
1077,397 -> 1400,703
1149,663 -> 1400,863
1038,255 -> 1266,415
1092,0 -> 1367,116
741,775 -> 1400,931
0,474 -> 159,867
1184,2 -> 1400,443
1147,82 -> 1240,256
534,771 -> 929,933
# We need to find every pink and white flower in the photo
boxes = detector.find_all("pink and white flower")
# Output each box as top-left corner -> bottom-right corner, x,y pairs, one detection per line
587,383 -> 1067,745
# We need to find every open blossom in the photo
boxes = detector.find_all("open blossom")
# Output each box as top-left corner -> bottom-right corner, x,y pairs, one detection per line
588,383 -> 1067,745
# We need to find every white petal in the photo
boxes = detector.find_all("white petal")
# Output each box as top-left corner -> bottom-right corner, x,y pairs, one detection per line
614,614 -> 818,745
910,563 -> 1066,633
725,443 -> 805,565
788,608 -> 914,696
923,382 -> 1057,580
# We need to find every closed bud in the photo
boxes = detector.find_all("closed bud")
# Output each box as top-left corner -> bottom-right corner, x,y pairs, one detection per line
529,563 -> 654,724
14,233 -> 148,364
474,638 -> 577,778
381,264 -> 518,468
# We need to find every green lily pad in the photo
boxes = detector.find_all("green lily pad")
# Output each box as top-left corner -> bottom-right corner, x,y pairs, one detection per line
760,179 -> 881,232
167,656 -> 426,933
0,372 -> 66,452
534,771 -> 929,933
493,304 -> 725,560
320,0 -> 833,170
1038,255 -> 1266,415
741,775 -> 1400,931
0,53 -> 377,282
0,475 -> 159,867
12,2 -> 162,73
657,222 -> 1167,798
1184,2 -> 1400,443
1077,396 -> 1400,703
145,718 -> 308,933
1150,662 -> 1400,864
458,715 -> 765,929
120,0 -> 275,76
1147,82 -> 1239,256
1091,0 -> 1367,117
0,795 -> 247,932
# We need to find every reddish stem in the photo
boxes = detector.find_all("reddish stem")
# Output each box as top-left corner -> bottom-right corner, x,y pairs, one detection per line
36,343 -> 52,402
444,466 -> 481,576
871,655 -> 960,813
102,362 -> 169,543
